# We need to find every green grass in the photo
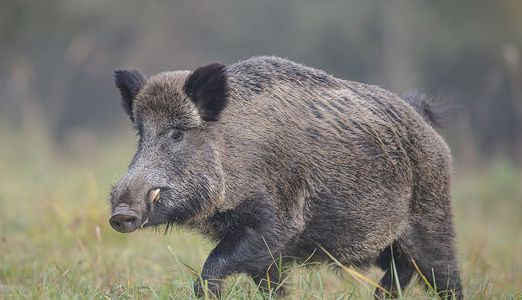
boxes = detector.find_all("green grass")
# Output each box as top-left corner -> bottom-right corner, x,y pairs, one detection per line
0,129 -> 521,299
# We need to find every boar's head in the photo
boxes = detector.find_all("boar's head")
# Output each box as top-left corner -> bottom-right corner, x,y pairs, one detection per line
109,64 -> 227,233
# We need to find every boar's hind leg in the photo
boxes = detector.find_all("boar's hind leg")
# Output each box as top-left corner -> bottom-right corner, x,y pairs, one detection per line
374,242 -> 415,299
249,264 -> 287,297
400,208 -> 463,299
194,225 -> 292,298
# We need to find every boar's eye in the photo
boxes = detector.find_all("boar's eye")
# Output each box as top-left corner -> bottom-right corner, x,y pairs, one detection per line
169,129 -> 184,142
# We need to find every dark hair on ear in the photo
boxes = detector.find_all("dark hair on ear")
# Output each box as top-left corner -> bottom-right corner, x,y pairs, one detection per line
114,69 -> 146,122
184,63 -> 227,121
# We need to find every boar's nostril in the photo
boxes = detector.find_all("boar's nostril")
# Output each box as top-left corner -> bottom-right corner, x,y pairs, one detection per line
110,212 -> 140,233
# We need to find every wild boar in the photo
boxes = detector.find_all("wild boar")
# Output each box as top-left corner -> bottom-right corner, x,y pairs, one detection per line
109,56 -> 462,298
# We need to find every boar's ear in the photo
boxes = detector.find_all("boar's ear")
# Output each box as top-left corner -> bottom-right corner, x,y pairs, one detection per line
114,69 -> 146,122
184,63 -> 227,121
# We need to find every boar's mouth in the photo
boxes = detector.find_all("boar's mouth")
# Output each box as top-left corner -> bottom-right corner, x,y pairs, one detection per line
109,185 -> 204,233
109,187 -> 170,233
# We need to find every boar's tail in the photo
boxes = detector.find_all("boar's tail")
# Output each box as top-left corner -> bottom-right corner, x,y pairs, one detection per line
401,90 -> 448,128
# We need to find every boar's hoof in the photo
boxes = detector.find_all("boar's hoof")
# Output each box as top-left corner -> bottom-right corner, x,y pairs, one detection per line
193,278 -> 222,298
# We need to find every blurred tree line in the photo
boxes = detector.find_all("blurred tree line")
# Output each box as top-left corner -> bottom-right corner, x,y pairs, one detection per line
0,0 -> 521,164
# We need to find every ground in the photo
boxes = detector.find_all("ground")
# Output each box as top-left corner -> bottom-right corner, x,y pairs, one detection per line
0,130 -> 521,299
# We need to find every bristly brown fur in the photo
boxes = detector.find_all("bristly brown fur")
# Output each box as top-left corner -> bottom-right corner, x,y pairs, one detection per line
110,56 -> 462,299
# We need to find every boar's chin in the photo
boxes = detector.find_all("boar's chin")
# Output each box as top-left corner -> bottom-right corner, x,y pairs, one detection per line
157,198 -> 210,227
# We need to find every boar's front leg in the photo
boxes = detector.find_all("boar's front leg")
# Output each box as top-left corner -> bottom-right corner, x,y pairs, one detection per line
194,224 -> 290,298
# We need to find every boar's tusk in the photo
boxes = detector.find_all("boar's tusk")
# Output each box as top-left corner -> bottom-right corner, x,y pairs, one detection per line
150,189 -> 161,203
140,218 -> 149,229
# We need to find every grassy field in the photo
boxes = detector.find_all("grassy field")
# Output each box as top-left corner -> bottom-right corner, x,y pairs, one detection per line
0,129 -> 521,299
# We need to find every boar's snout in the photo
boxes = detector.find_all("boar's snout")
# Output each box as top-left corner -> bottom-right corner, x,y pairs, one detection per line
110,203 -> 141,233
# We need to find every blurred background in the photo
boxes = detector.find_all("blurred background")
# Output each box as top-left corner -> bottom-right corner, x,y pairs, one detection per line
1,0 -> 522,164
0,0 -> 521,298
